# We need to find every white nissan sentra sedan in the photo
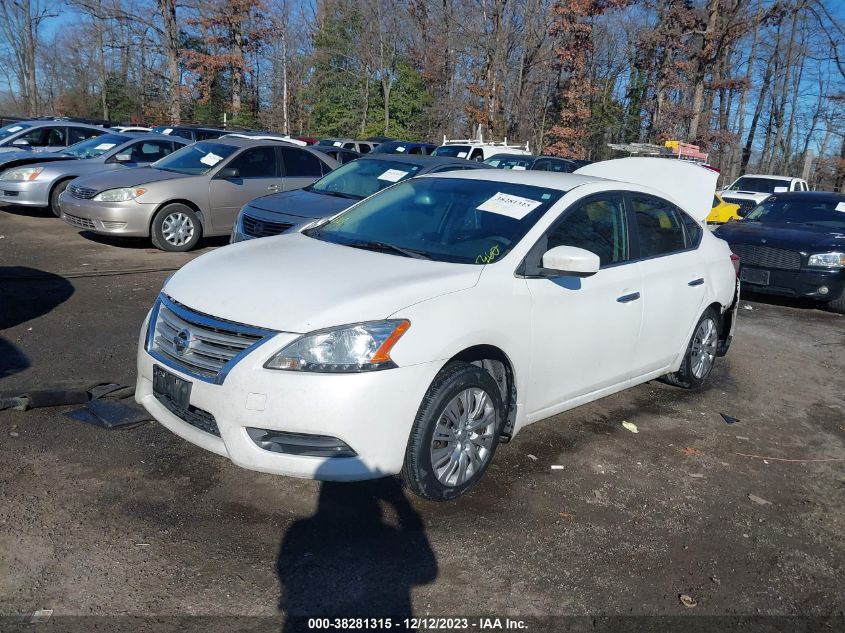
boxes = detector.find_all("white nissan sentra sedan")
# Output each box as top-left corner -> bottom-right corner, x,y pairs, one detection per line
136,158 -> 739,501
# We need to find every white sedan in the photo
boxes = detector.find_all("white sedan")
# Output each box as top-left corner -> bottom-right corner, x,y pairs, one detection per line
136,158 -> 739,501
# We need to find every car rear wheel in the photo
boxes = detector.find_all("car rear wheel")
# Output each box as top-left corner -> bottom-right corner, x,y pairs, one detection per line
662,307 -> 720,389
151,204 -> 202,252
401,362 -> 503,501
49,179 -> 72,217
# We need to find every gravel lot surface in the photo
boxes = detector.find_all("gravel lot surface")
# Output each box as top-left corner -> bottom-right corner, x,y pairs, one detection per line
1,207 -> 843,630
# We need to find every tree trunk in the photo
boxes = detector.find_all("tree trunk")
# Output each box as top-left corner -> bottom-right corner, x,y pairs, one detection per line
157,0 -> 181,124
730,0 -> 762,181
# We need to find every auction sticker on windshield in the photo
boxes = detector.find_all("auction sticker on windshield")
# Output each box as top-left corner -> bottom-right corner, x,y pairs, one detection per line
477,192 -> 542,219
95,143 -> 116,150
7,126 -> 23,133
836,202 -> 845,212
377,169 -> 409,182
200,152 -> 223,167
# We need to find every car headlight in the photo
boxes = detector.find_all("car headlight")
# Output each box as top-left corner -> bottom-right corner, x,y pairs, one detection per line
93,187 -> 147,202
264,320 -> 410,372
1,166 -> 44,181
807,252 -> 845,268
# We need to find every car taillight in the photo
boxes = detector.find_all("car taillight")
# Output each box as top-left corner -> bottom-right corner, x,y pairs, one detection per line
730,253 -> 740,278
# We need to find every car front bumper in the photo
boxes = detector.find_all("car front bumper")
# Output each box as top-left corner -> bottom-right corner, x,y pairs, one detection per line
0,180 -> 51,206
58,191 -> 155,236
740,265 -> 845,301
135,319 -> 443,481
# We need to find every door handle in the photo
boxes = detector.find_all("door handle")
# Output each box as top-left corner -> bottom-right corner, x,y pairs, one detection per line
617,292 -> 640,303
688,278 -> 704,287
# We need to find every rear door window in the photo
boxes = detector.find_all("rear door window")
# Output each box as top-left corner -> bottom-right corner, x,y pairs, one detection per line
69,127 -> 102,144
280,147 -> 324,178
228,146 -> 278,178
631,195 -> 686,258
126,140 -> 176,162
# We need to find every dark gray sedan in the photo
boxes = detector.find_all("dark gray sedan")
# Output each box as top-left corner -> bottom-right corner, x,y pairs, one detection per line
0,133 -> 188,216
231,155 -> 485,242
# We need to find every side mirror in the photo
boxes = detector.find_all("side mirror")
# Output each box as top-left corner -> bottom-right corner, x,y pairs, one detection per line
540,245 -> 600,277
11,139 -> 30,147
218,167 -> 240,179
773,186 -> 788,193
114,153 -> 132,163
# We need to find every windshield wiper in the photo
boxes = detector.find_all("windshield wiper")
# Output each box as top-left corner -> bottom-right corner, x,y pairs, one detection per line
313,189 -> 362,200
346,240 -> 431,259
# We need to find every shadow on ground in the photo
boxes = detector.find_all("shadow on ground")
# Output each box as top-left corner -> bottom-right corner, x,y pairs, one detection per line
0,266 -> 74,379
277,476 -> 437,631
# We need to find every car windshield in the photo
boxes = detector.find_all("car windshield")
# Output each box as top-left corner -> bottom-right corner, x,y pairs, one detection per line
64,133 -> 130,159
729,177 -> 790,193
309,158 -> 423,200
483,155 -> 533,169
317,139 -> 345,146
433,145 -> 472,158
745,197 -> 845,229
151,126 -> 176,135
304,177 -> 564,264
151,142 -> 237,175
370,141 -> 415,154
0,122 -> 31,140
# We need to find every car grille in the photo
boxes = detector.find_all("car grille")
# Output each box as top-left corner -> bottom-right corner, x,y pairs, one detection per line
721,197 -> 758,212
732,244 -> 801,270
154,392 -> 221,437
148,297 -> 274,382
242,214 -> 293,238
64,213 -> 96,229
68,184 -> 97,199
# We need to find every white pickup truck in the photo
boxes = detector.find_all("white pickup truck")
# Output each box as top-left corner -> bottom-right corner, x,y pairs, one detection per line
719,174 -> 809,216
433,136 -> 531,161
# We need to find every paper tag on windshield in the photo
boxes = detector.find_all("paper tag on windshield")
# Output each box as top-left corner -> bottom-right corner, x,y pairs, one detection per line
7,126 -> 22,133
396,146 -> 406,152
162,128 -> 173,134
95,143 -> 116,151
836,202 -> 845,212
477,192 -> 542,219
457,152 -> 467,158
333,141 -> 342,147
511,165 -> 526,171
377,168 -> 409,182
200,152 -> 223,167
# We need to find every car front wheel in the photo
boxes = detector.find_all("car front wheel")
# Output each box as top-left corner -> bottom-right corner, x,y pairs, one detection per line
401,362 -> 504,501
49,179 -> 71,217
151,204 -> 202,252
662,307 -> 720,389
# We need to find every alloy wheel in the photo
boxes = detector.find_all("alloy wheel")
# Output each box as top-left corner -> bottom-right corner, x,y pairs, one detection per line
430,387 -> 497,487
690,317 -> 718,379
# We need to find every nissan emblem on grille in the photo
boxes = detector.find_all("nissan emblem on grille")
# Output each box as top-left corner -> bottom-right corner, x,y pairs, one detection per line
173,328 -> 191,356
252,221 -> 264,235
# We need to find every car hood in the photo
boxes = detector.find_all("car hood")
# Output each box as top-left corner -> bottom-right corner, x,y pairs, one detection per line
719,190 -> 770,201
714,221 -> 845,251
163,232 -> 482,332
0,153 -> 76,171
246,188 -> 354,220
72,166 -> 189,192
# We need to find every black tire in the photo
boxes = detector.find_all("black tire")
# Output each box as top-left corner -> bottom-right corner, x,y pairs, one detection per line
49,179 -> 72,217
662,307 -> 721,389
401,361 -> 504,501
150,203 -> 202,252
825,289 -> 845,315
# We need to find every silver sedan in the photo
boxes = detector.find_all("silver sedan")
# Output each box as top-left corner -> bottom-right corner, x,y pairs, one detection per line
57,137 -> 338,251
0,133 -> 189,216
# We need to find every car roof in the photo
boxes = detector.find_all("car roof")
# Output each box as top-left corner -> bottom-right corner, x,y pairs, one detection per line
764,191 -> 843,201
739,174 -> 799,180
18,120 -> 104,129
357,154 -> 478,167
420,167 -> 605,192
193,136 -> 295,148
